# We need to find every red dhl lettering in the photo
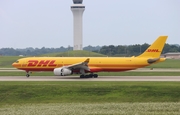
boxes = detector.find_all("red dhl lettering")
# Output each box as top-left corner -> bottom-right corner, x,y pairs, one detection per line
48,60 -> 57,66
37,60 -> 50,67
28,60 -> 38,66
27,60 -> 57,67
146,49 -> 160,52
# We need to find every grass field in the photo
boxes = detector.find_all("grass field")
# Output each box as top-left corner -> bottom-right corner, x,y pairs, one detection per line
148,59 -> 180,68
0,81 -> 180,104
0,81 -> 180,114
0,56 -> 20,68
40,50 -> 106,57
0,102 -> 180,115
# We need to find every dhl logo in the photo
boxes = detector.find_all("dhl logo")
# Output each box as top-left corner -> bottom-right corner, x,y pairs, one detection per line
146,49 -> 160,52
27,60 -> 57,67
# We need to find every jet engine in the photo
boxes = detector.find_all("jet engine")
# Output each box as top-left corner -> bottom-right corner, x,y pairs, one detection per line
53,67 -> 72,76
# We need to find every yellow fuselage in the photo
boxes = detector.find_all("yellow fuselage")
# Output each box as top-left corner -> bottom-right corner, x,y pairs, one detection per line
12,57 -> 165,72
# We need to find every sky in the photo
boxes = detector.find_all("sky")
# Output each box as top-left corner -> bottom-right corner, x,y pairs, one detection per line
0,0 -> 180,48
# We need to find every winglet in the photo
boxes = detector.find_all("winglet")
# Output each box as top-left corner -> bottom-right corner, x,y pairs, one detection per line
137,36 -> 168,58
81,58 -> 90,66
84,58 -> 90,63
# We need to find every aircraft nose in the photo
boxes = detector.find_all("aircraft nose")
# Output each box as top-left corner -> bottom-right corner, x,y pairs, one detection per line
12,62 -> 20,67
12,63 -> 16,67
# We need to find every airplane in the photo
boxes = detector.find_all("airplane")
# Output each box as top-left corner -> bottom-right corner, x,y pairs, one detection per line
12,36 -> 168,78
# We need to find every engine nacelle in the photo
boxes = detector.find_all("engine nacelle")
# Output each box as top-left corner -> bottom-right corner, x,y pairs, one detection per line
53,67 -> 72,76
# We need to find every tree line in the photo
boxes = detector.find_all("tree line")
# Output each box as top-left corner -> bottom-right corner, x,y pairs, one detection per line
0,44 -> 179,56
99,43 -> 180,56
0,46 -> 100,56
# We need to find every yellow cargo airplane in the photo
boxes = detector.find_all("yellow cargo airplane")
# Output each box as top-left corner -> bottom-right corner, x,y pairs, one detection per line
12,36 -> 167,78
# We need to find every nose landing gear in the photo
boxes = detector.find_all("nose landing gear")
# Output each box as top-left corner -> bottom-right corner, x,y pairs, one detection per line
26,71 -> 31,78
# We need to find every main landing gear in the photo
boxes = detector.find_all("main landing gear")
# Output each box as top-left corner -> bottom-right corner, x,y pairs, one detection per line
80,74 -> 98,78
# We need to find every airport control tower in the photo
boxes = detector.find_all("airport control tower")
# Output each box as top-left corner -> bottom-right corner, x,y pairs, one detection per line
71,0 -> 85,50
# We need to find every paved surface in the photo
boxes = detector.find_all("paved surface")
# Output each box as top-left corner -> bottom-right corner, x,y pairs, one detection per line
0,68 -> 180,72
0,68 -> 180,81
0,76 -> 180,81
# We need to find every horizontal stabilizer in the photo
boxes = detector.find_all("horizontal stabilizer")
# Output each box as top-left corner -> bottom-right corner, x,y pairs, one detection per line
147,58 -> 159,64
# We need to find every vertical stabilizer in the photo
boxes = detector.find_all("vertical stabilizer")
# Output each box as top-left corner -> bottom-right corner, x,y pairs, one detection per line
137,36 -> 168,58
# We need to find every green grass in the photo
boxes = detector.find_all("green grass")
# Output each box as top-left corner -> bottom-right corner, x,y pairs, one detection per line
0,102 -> 180,115
147,59 -> 180,68
40,50 -> 106,57
0,81 -> 180,114
0,56 -> 20,68
0,81 -> 180,104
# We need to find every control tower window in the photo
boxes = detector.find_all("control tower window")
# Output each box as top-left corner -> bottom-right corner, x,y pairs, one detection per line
73,0 -> 83,4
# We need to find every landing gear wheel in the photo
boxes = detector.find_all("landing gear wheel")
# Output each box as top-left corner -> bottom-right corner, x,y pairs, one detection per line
89,74 -> 93,78
80,75 -> 85,78
85,75 -> 90,78
94,74 -> 98,78
26,74 -> 30,78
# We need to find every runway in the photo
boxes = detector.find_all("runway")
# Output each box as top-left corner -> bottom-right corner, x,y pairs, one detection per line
1,68 -> 180,72
0,76 -> 180,81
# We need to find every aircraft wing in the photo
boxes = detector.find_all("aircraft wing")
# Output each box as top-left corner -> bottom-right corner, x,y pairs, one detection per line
64,58 -> 90,71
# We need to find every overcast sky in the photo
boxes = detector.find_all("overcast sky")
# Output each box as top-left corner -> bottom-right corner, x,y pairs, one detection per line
0,0 -> 180,48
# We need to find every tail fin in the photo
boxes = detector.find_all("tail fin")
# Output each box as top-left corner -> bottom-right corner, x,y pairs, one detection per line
137,36 -> 168,58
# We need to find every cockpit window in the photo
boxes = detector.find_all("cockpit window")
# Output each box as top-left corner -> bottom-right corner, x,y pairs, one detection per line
15,60 -> 19,63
